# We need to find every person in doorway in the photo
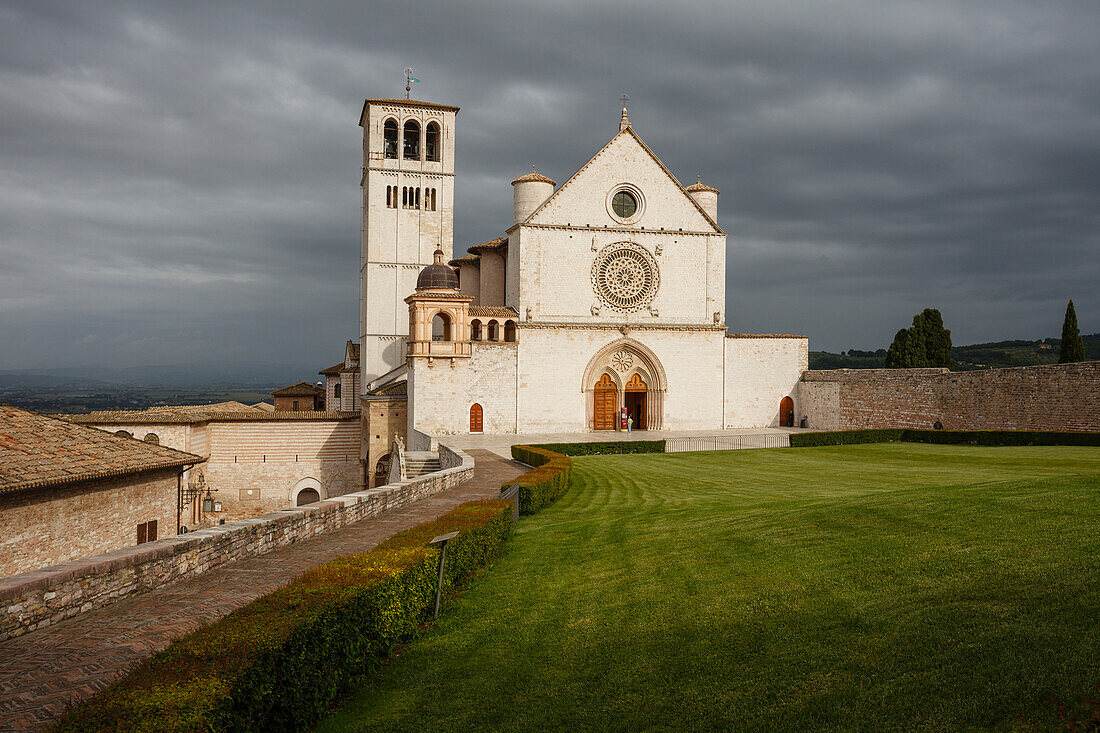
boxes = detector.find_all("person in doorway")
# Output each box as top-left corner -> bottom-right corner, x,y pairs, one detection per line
627,415 -> 633,434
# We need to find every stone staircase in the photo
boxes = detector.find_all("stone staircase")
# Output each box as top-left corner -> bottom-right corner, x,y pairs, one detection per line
403,451 -> 441,478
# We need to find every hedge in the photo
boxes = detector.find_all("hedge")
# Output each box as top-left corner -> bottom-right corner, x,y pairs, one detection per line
532,440 -> 666,456
58,500 -> 514,733
790,429 -> 1100,448
504,445 -> 573,516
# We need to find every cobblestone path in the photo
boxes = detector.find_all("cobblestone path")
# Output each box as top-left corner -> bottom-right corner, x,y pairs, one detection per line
0,450 -> 525,732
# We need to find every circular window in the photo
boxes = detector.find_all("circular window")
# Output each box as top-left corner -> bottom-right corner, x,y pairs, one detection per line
611,190 -> 637,219
591,243 -> 660,312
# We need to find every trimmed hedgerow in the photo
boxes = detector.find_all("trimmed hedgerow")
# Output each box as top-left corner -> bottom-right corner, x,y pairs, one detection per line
790,429 -> 1100,448
532,440 -> 666,456
789,430 -> 906,447
58,500 -> 513,733
504,445 -> 573,516
902,429 -> 1100,447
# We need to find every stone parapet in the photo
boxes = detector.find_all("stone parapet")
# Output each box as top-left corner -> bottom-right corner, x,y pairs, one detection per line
0,446 -> 473,641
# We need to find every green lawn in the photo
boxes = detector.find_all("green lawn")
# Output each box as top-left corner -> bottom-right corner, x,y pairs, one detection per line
319,444 -> 1100,732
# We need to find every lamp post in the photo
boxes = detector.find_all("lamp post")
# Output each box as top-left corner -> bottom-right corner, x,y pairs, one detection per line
427,531 -> 459,619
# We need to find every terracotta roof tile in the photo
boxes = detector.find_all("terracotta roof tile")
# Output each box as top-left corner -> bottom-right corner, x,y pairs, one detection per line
686,180 -> 720,193
467,236 -> 508,254
363,98 -> 460,112
0,405 -> 204,494
511,171 -> 555,185
319,362 -> 344,375
270,382 -> 324,397
469,306 -> 520,318
63,407 -> 358,425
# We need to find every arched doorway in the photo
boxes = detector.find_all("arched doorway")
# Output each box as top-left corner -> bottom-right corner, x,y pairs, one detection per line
470,403 -> 483,433
624,374 -> 648,430
583,339 -> 666,431
780,396 -> 794,427
593,373 -> 618,430
296,488 -> 320,506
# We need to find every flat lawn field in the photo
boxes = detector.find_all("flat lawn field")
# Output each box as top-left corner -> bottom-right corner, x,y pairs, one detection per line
319,444 -> 1100,732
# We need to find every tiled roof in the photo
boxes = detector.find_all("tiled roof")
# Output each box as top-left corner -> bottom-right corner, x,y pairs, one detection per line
251,402 -> 276,412
368,380 -> 408,397
512,171 -> 555,185
64,407 -> 358,424
686,180 -> 720,193
469,306 -> 520,318
0,405 -> 204,495
448,253 -> 481,266
348,342 -> 360,361
364,98 -> 460,112
270,382 -> 324,397
319,362 -> 344,375
467,236 -> 508,254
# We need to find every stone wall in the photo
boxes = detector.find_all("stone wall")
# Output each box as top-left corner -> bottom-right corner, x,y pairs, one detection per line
0,446 -> 473,641
800,362 -> 1100,432
0,467 -> 181,578
724,335 -> 808,428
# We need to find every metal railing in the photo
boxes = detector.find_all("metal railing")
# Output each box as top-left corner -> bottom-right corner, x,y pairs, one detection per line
500,481 -> 521,523
665,433 -> 790,453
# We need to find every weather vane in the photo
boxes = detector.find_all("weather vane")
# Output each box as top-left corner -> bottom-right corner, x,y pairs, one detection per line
404,68 -> 419,99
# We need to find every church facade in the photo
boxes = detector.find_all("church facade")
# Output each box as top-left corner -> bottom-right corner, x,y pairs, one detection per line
358,97 -> 806,448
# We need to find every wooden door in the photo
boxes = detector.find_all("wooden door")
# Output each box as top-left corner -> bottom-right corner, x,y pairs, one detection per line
780,396 -> 794,427
593,374 -> 617,430
470,403 -> 483,433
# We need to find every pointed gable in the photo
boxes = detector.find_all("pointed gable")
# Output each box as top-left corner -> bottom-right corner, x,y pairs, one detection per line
522,127 -> 722,234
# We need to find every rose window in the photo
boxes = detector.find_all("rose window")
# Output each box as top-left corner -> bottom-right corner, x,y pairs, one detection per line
592,243 -> 660,312
611,351 -> 633,372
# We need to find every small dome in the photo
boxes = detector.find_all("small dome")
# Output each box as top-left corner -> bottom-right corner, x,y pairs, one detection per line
511,169 -> 555,186
416,249 -> 459,290
686,180 -> 719,194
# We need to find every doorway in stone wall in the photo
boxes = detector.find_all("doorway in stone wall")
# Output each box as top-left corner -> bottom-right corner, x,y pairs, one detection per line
624,373 -> 648,429
780,396 -> 794,427
296,488 -> 320,506
593,373 -> 618,430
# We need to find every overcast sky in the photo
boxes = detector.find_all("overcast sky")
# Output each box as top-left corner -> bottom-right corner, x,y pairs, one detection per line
1,0 -> 1097,371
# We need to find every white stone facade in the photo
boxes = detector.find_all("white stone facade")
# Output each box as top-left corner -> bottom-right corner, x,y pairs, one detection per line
360,103 -> 807,437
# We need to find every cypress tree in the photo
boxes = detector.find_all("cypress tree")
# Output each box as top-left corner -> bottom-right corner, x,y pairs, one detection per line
885,328 -> 915,368
1059,299 -> 1085,363
885,309 -> 954,368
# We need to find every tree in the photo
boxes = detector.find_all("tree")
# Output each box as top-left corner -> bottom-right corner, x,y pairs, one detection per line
884,308 -> 953,368
1058,299 -> 1085,363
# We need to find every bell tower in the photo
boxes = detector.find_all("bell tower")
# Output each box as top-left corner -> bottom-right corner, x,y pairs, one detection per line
359,97 -> 459,386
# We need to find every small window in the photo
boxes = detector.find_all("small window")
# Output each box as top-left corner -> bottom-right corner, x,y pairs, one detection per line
292,400 -> 300,411
425,121 -> 441,161
612,190 -> 637,218
115,430 -> 133,438
334,384 -> 341,399
403,120 -> 420,160
136,520 -> 158,545
383,119 -> 399,159
143,433 -> 159,445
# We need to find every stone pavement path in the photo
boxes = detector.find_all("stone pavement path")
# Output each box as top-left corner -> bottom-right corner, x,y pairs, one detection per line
0,450 -> 525,732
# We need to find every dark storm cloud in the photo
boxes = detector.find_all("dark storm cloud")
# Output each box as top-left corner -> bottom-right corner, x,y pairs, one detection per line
1,0 -> 1097,370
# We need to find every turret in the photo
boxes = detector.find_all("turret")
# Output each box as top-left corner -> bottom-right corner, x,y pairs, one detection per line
686,180 -> 719,222
511,169 -> 555,225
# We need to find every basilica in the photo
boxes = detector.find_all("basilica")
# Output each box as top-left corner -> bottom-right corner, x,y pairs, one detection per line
356,97 -> 806,470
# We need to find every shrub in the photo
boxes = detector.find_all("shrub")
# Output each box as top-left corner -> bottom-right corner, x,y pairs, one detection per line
58,500 -> 513,733
789,430 -> 906,447
504,445 -> 573,516
791,429 -> 1100,448
533,440 -> 666,456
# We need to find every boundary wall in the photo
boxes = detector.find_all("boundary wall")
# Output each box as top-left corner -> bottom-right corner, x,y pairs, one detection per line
799,362 -> 1100,432
0,445 -> 473,641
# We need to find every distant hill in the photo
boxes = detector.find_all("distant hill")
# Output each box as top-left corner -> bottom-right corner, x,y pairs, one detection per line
809,333 -> 1099,370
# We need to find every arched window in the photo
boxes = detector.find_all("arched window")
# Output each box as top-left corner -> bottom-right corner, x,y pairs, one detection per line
425,121 -> 441,161
386,186 -> 392,208
143,433 -> 160,445
403,120 -> 420,160
429,188 -> 437,210
402,186 -> 408,207
415,187 -> 421,208
504,320 -> 517,342
383,119 -> 398,159
487,319 -> 499,341
333,383 -> 341,399
115,430 -> 132,438
470,319 -> 482,340
432,312 -> 452,341
375,452 -> 392,478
